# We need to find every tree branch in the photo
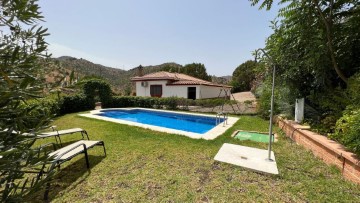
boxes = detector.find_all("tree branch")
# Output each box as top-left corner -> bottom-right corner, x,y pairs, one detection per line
312,0 -> 348,83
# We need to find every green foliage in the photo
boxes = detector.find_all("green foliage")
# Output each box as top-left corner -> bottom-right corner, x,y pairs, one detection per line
81,79 -> 112,107
59,94 -> 95,115
195,98 -> 235,108
161,63 -> 211,81
306,88 -> 350,133
109,96 -> 156,108
0,0 -> 55,201
108,96 -> 197,110
250,0 -> 360,155
255,76 -> 295,119
249,0 -> 273,10
110,96 -> 235,110
182,63 -> 211,81
162,97 -> 178,110
231,60 -> 257,92
21,97 -> 61,118
256,84 -> 278,119
347,73 -> 360,106
328,73 -> 360,155
330,107 -> 360,156
260,0 -> 360,99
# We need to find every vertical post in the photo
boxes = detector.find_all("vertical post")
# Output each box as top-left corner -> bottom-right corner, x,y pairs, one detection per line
267,65 -> 276,161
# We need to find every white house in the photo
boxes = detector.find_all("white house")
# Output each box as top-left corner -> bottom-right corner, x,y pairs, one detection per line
131,71 -> 232,99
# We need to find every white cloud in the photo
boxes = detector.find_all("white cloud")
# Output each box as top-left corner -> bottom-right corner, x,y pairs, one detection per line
47,42 -> 130,69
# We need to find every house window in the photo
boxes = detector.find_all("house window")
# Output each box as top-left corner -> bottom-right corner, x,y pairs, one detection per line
150,85 -> 162,97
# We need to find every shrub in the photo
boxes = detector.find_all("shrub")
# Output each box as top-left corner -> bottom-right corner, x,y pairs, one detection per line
194,98 -> 235,108
59,94 -> 94,114
108,96 -> 197,110
330,106 -> 360,156
19,97 -> 60,129
347,73 -> 360,106
81,79 -> 112,107
22,97 -> 61,117
109,96 -> 157,108
162,97 -> 178,110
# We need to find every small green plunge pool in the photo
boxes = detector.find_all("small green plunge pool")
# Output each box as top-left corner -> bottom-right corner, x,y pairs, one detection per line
234,131 -> 275,143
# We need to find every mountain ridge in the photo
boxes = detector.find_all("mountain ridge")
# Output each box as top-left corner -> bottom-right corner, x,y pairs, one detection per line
48,56 -> 231,93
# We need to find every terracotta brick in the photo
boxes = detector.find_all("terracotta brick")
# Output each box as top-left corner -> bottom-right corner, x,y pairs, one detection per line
277,117 -> 360,185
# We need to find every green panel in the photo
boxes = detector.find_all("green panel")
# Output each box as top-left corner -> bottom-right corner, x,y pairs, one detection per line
234,131 -> 273,143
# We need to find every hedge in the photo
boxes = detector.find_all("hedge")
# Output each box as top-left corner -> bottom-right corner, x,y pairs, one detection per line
59,94 -> 95,114
108,96 -> 199,110
23,95 -> 237,118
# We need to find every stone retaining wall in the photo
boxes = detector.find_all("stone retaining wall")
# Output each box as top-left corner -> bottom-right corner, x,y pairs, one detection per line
277,118 -> 360,184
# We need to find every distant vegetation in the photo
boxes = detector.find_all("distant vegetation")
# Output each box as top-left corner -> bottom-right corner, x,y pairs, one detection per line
159,63 -> 211,81
230,60 -> 257,92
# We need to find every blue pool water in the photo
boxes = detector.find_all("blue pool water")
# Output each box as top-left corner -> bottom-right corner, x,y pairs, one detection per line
97,109 -> 223,134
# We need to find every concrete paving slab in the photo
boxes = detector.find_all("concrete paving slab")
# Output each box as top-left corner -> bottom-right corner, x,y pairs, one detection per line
214,143 -> 279,175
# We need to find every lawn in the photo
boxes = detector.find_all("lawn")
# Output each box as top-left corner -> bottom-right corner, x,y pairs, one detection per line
30,112 -> 360,202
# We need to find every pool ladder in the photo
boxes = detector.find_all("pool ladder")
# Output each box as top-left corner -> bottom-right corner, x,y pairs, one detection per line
216,112 -> 228,127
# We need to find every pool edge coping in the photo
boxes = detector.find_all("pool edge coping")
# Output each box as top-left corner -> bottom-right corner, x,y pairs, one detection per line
79,108 -> 240,140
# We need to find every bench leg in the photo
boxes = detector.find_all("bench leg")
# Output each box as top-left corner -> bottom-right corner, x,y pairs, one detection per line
44,182 -> 51,200
82,131 -> 90,140
99,141 -> 106,157
103,144 -> 107,157
55,135 -> 63,147
84,148 -> 90,169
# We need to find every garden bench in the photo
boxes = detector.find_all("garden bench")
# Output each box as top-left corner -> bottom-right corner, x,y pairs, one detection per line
37,127 -> 89,145
43,139 -> 106,200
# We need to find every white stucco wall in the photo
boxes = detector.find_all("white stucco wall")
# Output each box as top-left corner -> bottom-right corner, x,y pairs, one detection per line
135,81 -> 230,99
135,80 -> 167,97
136,80 -> 191,98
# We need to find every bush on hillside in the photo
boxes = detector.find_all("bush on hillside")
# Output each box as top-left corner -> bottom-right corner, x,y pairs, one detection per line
330,106 -> 360,156
60,94 -> 94,114
109,96 -> 156,108
20,97 -> 60,129
22,96 -> 61,116
82,79 -> 112,107
108,96 -> 198,110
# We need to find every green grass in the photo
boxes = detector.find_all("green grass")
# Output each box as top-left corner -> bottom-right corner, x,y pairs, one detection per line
30,112 -> 360,202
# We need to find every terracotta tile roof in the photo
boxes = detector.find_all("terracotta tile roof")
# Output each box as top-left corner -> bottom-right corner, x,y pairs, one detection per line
131,71 -> 232,88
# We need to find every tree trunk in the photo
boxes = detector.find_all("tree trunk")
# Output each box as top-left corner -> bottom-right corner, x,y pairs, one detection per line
312,0 -> 348,84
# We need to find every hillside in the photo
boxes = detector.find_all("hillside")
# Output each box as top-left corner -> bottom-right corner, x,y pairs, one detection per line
48,56 -> 231,93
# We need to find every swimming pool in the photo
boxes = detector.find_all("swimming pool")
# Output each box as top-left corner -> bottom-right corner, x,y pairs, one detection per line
96,109 -> 223,134
80,108 -> 239,140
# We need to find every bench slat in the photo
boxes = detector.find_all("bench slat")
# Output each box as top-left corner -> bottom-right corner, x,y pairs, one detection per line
49,140 -> 100,160
38,128 -> 85,138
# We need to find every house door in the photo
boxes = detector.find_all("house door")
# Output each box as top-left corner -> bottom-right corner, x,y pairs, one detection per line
187,87 -> 196,100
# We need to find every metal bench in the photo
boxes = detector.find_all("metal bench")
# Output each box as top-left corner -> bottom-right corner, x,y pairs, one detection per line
43,140 -> 106,200
37,128 -> 89,146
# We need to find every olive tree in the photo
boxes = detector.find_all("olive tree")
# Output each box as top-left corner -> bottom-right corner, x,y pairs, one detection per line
0,0 -> 54,201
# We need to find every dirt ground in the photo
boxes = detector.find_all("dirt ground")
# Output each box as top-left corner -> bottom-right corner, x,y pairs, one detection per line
188,91 -> 257,114
230,92 -> 256,103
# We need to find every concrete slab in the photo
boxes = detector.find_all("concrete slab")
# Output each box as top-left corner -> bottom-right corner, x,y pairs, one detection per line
214,143 -> 279,175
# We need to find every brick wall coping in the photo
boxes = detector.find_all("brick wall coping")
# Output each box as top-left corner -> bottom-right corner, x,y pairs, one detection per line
278,119 -> 360,167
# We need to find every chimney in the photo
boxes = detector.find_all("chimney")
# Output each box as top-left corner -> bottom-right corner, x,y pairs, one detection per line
137,65 -> 144,76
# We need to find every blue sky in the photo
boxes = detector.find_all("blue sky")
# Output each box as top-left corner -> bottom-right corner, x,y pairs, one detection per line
39,0 -> 279,76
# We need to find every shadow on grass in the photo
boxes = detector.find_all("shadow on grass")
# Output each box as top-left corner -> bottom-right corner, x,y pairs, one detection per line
27,141 -> 106,202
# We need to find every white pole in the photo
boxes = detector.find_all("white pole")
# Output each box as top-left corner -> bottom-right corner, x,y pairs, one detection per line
255,48 -> 276,161
267,64 -> 276,161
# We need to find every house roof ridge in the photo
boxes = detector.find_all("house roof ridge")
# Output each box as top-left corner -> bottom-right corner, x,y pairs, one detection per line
131,71 -> 232,88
